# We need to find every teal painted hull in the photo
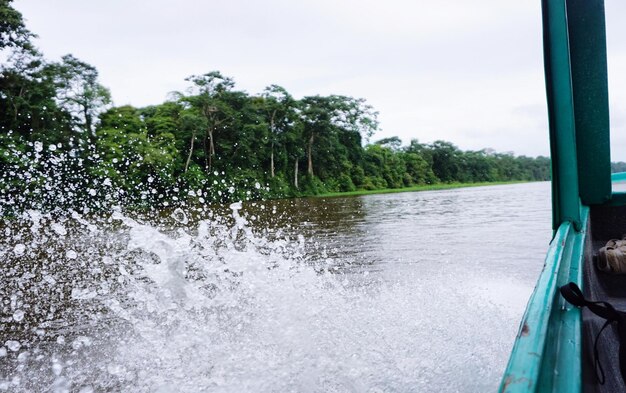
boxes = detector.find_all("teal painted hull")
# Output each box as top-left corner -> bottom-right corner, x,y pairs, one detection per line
499,208 -> 587,392
501,0 -> 615,389
612,172 -> 626,183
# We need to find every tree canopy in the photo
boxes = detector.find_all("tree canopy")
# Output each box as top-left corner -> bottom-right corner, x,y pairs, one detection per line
0,6 -> 554,213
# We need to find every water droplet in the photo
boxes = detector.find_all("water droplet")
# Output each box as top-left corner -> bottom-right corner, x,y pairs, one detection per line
43,274 -> 57,284
51,376 -> 68,392
52,362 -> 63,376
66,250 -> 78,259
71,336 -> 91,350
107,364 -> 125,375
13,244 -> 25,256
71,287 -> 96,299
12,310 -> 24,322
51,223 -> 67,236
171,208 -> 188,224
5,340 -> 20,352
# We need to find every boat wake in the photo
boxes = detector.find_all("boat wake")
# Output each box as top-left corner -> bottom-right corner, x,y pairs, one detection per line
0,148 -> 543,392
1,203 -> 529,393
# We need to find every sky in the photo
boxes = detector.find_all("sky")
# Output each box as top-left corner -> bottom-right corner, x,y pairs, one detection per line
10,0 -> 626,160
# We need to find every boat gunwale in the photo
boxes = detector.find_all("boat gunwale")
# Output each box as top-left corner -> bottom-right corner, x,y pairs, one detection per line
499,208 -> 587,392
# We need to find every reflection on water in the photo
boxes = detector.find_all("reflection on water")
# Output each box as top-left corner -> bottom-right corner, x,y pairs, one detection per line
244,182 -> 549,281
0,182 -> 551,392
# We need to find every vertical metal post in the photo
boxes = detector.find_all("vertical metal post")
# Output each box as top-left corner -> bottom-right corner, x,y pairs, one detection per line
567,0 -> 611,206
543,0 -> 582,231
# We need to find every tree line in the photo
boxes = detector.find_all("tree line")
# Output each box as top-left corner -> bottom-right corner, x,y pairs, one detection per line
0,0 -> 551,212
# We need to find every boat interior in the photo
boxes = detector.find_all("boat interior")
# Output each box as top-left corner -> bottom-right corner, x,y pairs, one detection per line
584,205 -> 626,392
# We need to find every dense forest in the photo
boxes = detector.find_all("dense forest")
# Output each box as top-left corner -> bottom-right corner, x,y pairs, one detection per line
0,0 -> 553,213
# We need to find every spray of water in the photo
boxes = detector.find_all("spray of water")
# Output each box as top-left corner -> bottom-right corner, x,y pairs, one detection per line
0,142 -> 531,392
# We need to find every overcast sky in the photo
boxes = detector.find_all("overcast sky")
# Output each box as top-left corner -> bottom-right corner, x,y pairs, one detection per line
11,0 -> 626,160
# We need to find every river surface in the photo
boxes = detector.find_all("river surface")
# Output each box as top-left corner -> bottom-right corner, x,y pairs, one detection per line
0,182 -> 551,392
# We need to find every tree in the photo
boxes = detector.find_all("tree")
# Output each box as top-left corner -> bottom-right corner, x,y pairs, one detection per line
52,54 -> 111,138
94,106 -> 178,199
427,140 -> 462,182
180,71 -> 235,172
375,136 -> 402,151
0,49 -> 73,143
458,150 -> 496,182
261,85 -> 296,178
0,0 -> 32,51
139,101 -> 185,176
300,95 -> 378,177
401,152 -> 437,184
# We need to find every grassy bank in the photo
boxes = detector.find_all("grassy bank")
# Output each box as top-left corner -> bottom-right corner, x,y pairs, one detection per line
314,181 -> 531,198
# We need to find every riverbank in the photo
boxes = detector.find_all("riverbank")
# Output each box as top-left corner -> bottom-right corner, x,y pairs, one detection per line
314,180 -> 532,198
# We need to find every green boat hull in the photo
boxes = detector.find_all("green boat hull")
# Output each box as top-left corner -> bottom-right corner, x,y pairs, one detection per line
500,212 -> 586,392
500,0 -> 621,391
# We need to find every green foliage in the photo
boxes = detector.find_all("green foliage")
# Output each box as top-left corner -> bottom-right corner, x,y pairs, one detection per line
0,0 -> 32,50
375,136 -> 402,151
337,173 -> 356,192
92,105 -> 179,204
0,50 -> 73,143
51,54 -> 111,135
428,140 -> 461,183
300,175 -> 328,195
267,175 -> 291,198
0,10 -> 553,210
402,152 -> 437,184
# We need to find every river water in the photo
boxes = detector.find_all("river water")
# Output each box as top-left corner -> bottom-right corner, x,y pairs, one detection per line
0,181 -> 551,393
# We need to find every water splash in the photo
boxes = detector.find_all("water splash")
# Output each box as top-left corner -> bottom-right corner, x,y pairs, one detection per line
0,142 -> 542,392
0,200 -> 530,393
0,204 -> 309,391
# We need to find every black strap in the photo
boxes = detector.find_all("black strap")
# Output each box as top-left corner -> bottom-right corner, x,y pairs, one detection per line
559,282 -> 626,386
594,319 -> 611,385
560,282 -> 618,321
